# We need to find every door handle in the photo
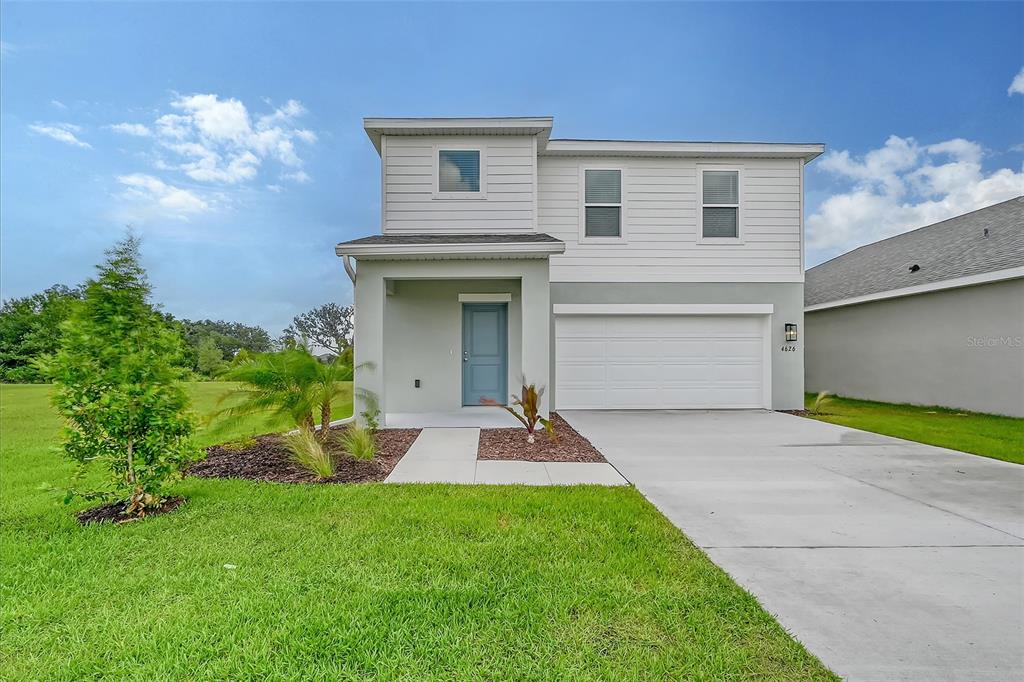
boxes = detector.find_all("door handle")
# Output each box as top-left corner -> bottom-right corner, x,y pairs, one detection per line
463,351 -> 469,362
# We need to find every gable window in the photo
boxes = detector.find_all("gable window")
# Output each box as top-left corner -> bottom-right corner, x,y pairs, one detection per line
584,169 -> 622,238
701,169 -> 740,240
438,149 -> 481,193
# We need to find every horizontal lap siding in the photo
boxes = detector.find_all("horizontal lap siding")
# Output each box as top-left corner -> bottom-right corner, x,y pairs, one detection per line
538,157 -> 804,282
384,135 -> 535,234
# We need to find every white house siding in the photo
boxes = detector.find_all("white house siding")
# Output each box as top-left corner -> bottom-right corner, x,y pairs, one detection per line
538,156 -> 804,282
383,135 -> 536,234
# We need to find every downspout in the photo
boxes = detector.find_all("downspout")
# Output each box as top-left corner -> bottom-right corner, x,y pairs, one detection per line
342,254 -> 356,284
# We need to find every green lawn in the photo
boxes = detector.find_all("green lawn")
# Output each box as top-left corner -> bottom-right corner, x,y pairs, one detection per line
804,393 -> 1024,465
1,383 -> 833,681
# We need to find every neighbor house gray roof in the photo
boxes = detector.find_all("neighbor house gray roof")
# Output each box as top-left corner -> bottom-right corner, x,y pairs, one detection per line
806,197 -> 1024,307
337,233 -> 562,247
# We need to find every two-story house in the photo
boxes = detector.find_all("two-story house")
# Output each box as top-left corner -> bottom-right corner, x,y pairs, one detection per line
336,117 -> 823,424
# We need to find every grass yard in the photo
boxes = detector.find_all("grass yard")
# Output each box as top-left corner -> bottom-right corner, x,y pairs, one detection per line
1,383 -> 833,681
804,393 -> 1024,465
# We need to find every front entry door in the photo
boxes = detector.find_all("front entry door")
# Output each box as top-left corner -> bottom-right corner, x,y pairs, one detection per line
462,303 -> 508,406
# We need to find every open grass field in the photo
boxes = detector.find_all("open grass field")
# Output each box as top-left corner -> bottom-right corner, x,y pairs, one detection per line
804,393 -> 1024,465
1,382 -> 833,680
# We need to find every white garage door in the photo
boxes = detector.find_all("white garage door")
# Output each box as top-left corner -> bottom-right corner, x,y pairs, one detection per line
555,314 -> 769,409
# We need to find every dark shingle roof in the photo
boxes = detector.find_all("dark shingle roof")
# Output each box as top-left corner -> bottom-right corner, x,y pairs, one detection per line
806,197 -> 1024,307
337,233 -> 563,246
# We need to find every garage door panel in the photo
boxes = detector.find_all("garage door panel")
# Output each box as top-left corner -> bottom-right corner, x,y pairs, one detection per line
558,339 -> 607,357
558,363 -> 606,383
556,314 -> 768,410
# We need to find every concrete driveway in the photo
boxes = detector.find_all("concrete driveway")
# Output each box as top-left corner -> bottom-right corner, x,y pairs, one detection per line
561,410 -> 1024,682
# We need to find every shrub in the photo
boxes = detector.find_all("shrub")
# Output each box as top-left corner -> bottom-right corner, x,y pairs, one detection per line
339,424 -> 376,461
284,426 -> 333,478
43,235 -> 196,515
483,382 -> 557,444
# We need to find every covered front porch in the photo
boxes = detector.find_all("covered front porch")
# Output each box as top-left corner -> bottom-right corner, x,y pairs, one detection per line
338,234 -> 564,428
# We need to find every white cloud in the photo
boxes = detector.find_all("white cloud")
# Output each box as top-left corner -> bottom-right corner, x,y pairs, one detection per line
0,41 -> 14,58
172,93 -> 253,144
1008,67 -> 1024,96
808,135 -> 1024,253
117,173 -> 209,218
282,170 -> 311,184
28,123 -> 91,149
155,114 -> 191,140
109,122 -> 152,137
50,99 -> 68,110
138,93 -> 316,185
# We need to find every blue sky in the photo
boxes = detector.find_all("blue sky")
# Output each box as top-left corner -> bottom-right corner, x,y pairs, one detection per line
2,1 -> 1022,336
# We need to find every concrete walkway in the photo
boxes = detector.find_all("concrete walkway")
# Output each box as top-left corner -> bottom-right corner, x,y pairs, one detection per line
560,409 -> 1024,682
384,427 -> 628,485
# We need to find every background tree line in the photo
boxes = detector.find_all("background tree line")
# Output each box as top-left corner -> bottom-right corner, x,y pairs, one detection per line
1,282 -> 353,382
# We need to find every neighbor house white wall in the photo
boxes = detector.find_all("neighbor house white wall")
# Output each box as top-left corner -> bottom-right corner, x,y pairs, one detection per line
382,135 -> 536,234
537,156 -> 804,282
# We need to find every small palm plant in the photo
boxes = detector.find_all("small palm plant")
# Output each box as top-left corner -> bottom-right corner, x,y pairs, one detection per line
217,347 -> 352,442
216,347 -> 355,476
809,390 -> 833,415
482,382 -> 557,444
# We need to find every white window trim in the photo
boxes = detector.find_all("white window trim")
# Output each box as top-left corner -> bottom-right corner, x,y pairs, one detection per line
433,144 -> 487,200
578,164 -> 626,243
697,166 -> 744,245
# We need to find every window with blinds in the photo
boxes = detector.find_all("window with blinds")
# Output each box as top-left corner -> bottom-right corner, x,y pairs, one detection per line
702,170 -> 740,238
584,169 -> 622,237
438,150 -> 481,192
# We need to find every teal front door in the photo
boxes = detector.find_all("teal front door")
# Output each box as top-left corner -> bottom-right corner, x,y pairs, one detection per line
462,303 -> 508,406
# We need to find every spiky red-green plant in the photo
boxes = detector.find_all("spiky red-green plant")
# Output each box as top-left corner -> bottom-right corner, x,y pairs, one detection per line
482,382 -> 558,444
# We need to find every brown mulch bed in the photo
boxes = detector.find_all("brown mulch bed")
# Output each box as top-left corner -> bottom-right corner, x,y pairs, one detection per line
781,409 -> 813,417
478,413 -> 606,463
187,426 -> 421,485
77,496 -> 185,525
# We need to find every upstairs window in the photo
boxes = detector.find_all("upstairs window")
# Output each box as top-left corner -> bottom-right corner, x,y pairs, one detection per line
438,149 -> 481,193
701,170 -> 740,239
584,169 -> 622,238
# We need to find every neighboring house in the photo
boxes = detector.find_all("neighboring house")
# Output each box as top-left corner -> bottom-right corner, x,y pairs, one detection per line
805,197 -> 1024,418
337,117 -> 823,423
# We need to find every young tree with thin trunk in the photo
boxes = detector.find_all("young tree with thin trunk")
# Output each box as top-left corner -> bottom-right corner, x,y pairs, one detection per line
44,235 -> 196,515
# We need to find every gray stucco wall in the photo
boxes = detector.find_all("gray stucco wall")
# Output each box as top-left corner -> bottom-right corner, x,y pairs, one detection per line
549,282 -> 805,410
805,278 -> 1024,418
383,279 -> 522,413
352,258 -> 551,422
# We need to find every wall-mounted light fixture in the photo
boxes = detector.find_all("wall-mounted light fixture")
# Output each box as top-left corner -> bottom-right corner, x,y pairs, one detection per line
785,323 -> 798,343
